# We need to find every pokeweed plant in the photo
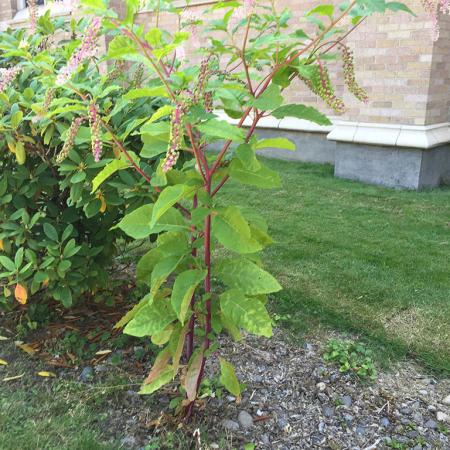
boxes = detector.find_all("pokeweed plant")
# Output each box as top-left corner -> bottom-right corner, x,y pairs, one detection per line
0,12 -> 162,308
80,0 -> 411,418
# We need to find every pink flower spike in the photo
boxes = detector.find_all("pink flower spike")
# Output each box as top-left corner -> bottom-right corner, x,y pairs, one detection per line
56,17 -> 102,85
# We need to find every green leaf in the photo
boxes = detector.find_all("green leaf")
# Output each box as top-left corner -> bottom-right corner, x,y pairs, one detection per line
0,256 -> 15,272
255,137 -> 296,151
136,248 -> 162,285
197,119 -> 246,142
220,289 -> 272,337
307,4 -> 334,17
150,256 -> 182,297
114,295 -> 151,329
11,111 -> 23,129
171,269 -> 207,324
91,159 -> 129,193
386,2 -> 415,15
147,105 -> 174,124
124,297 -> 177,337
80,0 -> 107,12
150,185 -> 194,228
115,204 -> 186,239
249,84 -> 283,111
272,104 -> 331,125
216,258 -> 282,295
43,223 -> 58,241
139,365 -> 174,394
212,206 -> 262,254
124,87 -> 169,100
235,143 -> 260,171
15,142 -> 26,165
229,159 -> 281,189
219,357 -> 241,400
184,349 -> 203,401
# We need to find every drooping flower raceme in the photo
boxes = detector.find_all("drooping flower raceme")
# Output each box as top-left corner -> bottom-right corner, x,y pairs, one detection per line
55,17 -> 102,85
299,60 -> 346,114
89,102 -> 102,162
56,117 -> 83,163
340,44 -> 369,104
162,106 -> 183,173
0,67 -> 21,92
28,0 -> 38,32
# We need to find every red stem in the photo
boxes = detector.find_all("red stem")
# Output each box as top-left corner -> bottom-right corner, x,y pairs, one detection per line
185,195 -> 198,362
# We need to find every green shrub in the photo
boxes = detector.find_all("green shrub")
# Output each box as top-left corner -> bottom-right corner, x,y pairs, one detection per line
0,13 -> 161,308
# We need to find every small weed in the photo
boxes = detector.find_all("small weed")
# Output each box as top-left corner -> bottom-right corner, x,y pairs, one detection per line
438,423 -> 449,435
323,338 -> 377,381
386,439 -> 407,449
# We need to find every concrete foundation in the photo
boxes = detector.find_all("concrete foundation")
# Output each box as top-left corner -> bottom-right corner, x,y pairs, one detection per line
251,127 -> 450,190
334,142 -> 450,189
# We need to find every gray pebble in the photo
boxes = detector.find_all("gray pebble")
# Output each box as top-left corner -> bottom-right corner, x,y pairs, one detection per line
340,395 -> 352,407
442,394 -> 450,405
79,366 -> 94,382
238,410 -> 253,429
222,419 -> 240,431
322,405 -> 334,418
343,413 -> 354,424
261,434 -> 270,445
355,425 -> 367,435
380,417 -> 391,427
120,436 -> 137,449
424,419 -> 437,429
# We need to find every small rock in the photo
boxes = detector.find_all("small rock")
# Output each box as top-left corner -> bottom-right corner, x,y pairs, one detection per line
209,444 -> 219,449
238,410 -> 253,429
253,375 -> 263,383
380,417 -> 390,427
322,405 -> 334,418
407,430 -> 419,439
316,382 -> 326,391
303,343 -> 314,352
442,394 -> 450,405
317,392 -> 328,403
226,395 -> 236,402
311,433 -> 326,445
261,434 -> 270,445
428,404 -> 437,412
424,419 -> 437,429
340,395 -> 352,407
419,389 -> 428,396
399,407 -> 411,415
94,364 -> 107,373
343,413 -> 354,424
437,411 -> 449,423
79,366 -> 94,382
355,425 -> 367,435
277,417 -> 289,431
120,435 -> 137,449
222,419 -> 239,431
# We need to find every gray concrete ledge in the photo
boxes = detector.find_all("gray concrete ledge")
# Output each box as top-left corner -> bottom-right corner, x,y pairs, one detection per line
334,142 -> 450,189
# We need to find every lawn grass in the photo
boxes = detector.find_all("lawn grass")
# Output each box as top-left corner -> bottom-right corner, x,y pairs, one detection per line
220,158 -> 450,375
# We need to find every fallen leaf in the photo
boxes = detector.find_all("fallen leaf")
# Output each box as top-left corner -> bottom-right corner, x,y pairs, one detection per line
3,373 -> 24,382
16,343 -> 36,355
37,371 -> 56,377
0,239 -> 4,251
95,349 -> 112,355
14,283 -> 28,305
0,359 -> 8,365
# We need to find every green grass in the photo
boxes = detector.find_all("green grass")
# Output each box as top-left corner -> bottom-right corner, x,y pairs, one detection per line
221,158 -> 450,374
